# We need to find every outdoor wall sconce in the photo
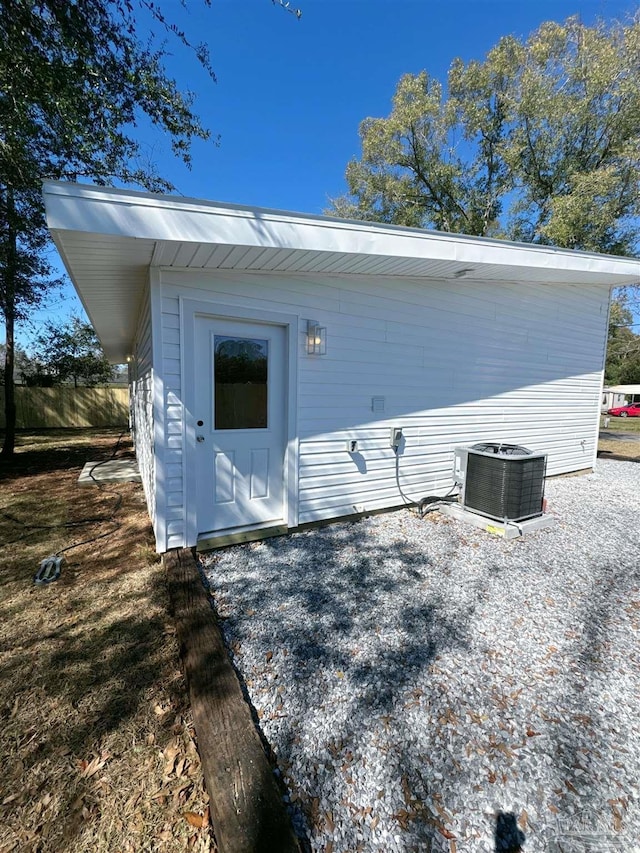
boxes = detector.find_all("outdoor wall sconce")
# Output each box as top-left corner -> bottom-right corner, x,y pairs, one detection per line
306,320 -> 327,355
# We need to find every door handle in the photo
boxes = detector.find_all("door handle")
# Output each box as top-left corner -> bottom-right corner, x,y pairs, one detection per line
196,435 -> 205,443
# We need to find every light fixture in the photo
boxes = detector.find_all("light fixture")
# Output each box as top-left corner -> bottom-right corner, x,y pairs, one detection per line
306,320 -> 327,355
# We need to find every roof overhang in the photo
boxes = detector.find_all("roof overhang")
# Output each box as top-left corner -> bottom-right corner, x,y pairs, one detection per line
43,181 -> 640,363
604,385 -> 640,393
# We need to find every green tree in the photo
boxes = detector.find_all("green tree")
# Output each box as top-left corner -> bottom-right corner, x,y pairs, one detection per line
606,296 -> 640,385
0,340 -> 35,384
23,316 -> 114,387
0,0 -> 213,455
0,0 -> 299,457
330,16 -> 640,253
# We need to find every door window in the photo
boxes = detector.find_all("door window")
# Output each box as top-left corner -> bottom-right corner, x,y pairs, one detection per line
214,336 -> 268,430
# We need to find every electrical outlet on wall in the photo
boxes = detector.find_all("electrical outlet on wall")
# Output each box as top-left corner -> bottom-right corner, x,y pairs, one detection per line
390,427 -> 403,449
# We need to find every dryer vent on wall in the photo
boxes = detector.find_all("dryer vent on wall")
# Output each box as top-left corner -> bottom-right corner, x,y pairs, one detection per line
454,443 -> 547,523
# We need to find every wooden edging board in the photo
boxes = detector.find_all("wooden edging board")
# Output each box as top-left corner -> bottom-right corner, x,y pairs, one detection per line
164,548 -> 301,853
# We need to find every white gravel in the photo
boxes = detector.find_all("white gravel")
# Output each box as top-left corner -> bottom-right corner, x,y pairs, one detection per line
200,460 -> 640,853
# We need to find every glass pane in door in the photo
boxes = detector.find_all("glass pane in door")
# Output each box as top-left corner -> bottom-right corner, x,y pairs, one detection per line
214,336 -> 268,429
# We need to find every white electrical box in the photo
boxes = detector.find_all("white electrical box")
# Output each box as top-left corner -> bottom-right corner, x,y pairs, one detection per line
390,427 -> 403,449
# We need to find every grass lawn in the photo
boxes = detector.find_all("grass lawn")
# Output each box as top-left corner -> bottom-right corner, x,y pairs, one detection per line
598,414 -> 640,463
0,430 -> 215,853
600,413 -> 640,432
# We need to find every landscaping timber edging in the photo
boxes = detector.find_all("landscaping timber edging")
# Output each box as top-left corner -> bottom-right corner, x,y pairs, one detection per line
164,547 -> 301,853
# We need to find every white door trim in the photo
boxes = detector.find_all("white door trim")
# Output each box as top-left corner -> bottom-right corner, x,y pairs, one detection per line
181,297 -> 299,547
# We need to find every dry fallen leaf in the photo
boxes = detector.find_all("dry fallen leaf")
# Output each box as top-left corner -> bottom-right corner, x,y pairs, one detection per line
401,774 -> 413,805
611,803 -> 623,832
79,752 -> 110,778
437,826 -> 456,840
265,650 -> 273,662
435,803 -> 452,823
163,743 -> 180,761
184,811 -> 204,828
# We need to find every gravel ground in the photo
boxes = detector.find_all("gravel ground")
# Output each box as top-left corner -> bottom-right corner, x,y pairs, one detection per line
200,460 -> 640,853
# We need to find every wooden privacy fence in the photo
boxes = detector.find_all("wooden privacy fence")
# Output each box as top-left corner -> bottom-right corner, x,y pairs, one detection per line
0,386 -> 129,428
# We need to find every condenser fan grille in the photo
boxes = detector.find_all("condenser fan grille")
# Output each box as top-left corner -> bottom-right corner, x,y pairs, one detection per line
462,444 -> 546,522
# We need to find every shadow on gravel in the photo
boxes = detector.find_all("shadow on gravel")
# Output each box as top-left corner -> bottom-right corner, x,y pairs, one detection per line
202,518 -> 483,847
495,811 -> 525,851
202,506 -> 640,850
597,449 -> 640,463
213,522 -> 472,709
548,557 -> 639,841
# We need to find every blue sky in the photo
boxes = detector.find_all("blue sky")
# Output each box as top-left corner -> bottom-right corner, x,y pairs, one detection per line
23,0 -> 639,347
149,0 -> 636,211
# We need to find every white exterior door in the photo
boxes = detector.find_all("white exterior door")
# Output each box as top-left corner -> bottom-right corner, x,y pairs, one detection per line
194,315 -> 287,536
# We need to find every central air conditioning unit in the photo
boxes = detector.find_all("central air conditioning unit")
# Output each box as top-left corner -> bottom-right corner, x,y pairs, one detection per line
454,442 -> 547,523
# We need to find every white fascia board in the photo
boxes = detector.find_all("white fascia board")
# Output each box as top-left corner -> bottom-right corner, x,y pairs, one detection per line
43,180 -> 640,283
605,384 -> 640,393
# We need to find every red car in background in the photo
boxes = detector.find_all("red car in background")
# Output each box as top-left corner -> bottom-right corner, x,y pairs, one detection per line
607,402 -> 640,418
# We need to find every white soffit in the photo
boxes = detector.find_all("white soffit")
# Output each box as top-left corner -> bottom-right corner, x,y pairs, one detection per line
43,181 -> 640,363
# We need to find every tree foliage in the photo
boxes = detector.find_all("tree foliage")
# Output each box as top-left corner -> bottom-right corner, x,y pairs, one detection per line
606,293 -> 640,385
331,16 -> 640,254
0,0 -> 300,454
0,0 -> 216,455
330,15 -> 640,387
22,316 -> 114,387
0,340 -> 34,384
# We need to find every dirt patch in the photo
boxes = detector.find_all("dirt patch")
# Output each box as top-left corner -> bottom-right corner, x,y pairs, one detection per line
0,430 -> 215,853
598,437 -> 640,463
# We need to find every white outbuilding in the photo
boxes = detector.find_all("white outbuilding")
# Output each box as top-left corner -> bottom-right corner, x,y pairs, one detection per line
603,384 -> 640,409
44,181 -> 640,552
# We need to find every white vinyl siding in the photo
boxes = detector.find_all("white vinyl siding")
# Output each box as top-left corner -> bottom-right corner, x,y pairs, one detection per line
130,283 -> 156,532
160,294 -> 186,550
156,269 -> 608,546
